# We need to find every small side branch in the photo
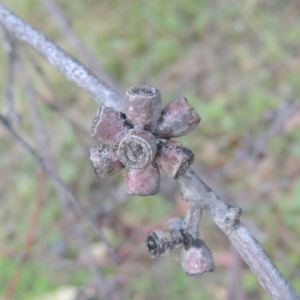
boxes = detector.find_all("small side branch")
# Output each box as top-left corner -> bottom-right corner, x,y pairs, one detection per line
182,202 -> 202,240
0,114 -> 121,265
2,29 -> 19,124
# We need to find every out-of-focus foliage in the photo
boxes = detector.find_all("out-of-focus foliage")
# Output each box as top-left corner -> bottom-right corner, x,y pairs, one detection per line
1,0 -> 300,299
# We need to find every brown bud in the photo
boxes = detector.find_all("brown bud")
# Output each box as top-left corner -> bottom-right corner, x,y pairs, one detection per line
124,85 -> 162,133
155,96 -> 200,138
89,145 -> 124,178
155,139 -> 194,178
125,163 -> 160,195
181,239 -> 214,276
145,229 -> 184,258
90,106 -> 132,145
118,130 -> 157,169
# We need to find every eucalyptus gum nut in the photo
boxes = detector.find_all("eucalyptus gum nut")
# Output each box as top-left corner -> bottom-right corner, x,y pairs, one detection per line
118,130 -> 157,169
181,239 -> 215,276
145,229 -> 184,259
90,106 -> 132,145
124,85 -> 162,133
124,163 -> 160,195
155,139 -> 194,178
89,145 -> 124,178
155,96 -> 201,138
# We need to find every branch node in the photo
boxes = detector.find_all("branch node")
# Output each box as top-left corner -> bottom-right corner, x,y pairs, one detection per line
223,205 -> 242,234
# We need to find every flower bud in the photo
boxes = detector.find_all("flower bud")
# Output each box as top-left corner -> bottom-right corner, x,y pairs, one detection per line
155,139 -> 194,178
118,130 -> 157,169
90,106 -> 132,145
155,96 -> 200,138
125,163 -> 160,195
145,229 -> 184,258
124,85 -> 162,133
181,239 -> 214,276
89,145 -> 124,178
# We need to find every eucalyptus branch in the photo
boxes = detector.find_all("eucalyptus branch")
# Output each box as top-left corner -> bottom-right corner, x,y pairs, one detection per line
0,4 -> 123,111
177,168 -> 299,300
0,3 -> 299,299
40,0 -> 120,93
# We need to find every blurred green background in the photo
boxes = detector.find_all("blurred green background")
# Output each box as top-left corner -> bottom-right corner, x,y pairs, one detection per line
1,0 -> 300,299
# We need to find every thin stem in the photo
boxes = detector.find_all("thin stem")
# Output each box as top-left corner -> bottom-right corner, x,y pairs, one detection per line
0,4 -> 123,111
20,66 -> 108,290
23,51 -> 90,150
249,100 -> 300,167
40,0 -> 120,93
2,29 -> 19,123
182,202 -> 202,240
0,113 -> 121,264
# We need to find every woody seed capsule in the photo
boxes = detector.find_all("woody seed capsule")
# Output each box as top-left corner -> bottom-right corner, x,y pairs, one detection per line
89,145 -> 124,178
124,85 -> 162,133
118,129 -> 157,169
181,239 -> 214,276
155,96 -> 201,138
125,163 -> 160,195
155,139 -> 194,178
145,229 -> 184,258
90,106 -> 132,145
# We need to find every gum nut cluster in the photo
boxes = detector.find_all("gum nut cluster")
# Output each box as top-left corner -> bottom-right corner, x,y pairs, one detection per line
89,85 -> 201,196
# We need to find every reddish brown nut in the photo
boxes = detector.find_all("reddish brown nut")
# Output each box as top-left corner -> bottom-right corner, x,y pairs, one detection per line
125,163 -> 160,195
155,139 -> 194,178
90,106 -> 132,145
118,129 -> 157,169
181,239 -> 214,276
89,145 -> 124,178
124,85 -> 162,133
145,229 -> 184,258
155,96 -> 200,138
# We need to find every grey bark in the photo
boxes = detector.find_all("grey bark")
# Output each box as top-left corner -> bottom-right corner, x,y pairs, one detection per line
0,4 -> 123,111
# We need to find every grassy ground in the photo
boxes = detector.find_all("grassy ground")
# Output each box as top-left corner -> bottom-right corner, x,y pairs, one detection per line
1,0 -> 300,299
